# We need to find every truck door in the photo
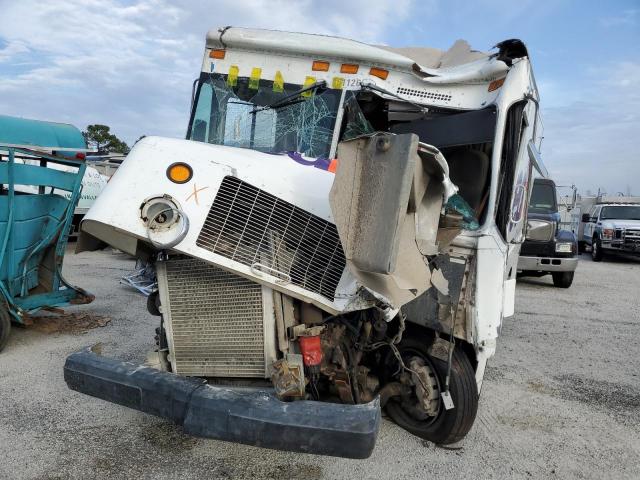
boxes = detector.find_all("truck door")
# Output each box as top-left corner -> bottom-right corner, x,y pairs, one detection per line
584,206 -> 600,240
496,100 -> 534,246
495,100 -> 536,317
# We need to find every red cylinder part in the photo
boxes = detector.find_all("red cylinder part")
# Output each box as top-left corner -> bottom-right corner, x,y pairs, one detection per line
299,335 -> 323,367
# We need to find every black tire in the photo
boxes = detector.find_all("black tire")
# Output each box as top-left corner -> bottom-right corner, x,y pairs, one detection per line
0,304 -> 11,353
591,236 -> 603,262
552,271 -> 574,288
147,291 -> 161,316
384,333 -> 478,445
578,241 -> 586,253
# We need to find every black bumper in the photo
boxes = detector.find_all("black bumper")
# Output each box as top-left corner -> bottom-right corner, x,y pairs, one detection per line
64,347 -> 380,459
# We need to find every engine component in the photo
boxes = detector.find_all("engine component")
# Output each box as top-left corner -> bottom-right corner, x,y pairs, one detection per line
299,334 -> 323,369
271,353 -> 306,399
355,366 -> 380,403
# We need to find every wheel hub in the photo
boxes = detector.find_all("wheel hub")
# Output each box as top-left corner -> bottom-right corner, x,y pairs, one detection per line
407,356 -> 440,416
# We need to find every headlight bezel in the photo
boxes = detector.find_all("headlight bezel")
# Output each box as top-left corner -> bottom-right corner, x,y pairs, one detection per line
602,228 -> 615,240
555,242 -> 573,253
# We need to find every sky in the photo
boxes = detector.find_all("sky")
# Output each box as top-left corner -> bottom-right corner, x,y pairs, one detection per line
0,0 -> 638,195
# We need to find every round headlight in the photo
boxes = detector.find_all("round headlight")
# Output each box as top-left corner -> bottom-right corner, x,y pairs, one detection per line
140,195 -> 190,249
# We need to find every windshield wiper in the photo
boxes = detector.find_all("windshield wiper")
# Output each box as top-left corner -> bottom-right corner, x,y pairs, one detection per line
250,80 -> 327,114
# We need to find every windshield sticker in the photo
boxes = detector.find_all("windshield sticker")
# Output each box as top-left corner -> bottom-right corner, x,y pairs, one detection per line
273,71 -> 284,93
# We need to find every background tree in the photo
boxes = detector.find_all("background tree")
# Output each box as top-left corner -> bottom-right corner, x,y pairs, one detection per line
83,124 -> 130,154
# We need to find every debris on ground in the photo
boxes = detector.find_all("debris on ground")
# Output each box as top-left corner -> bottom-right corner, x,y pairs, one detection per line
24,311 -> 111,334
120,259 -> 157,296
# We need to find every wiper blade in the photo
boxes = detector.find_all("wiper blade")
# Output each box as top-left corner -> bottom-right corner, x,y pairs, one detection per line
250,80 -> 327,114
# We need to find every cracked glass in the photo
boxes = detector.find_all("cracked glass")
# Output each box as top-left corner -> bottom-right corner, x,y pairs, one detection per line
189,73 -> 342,158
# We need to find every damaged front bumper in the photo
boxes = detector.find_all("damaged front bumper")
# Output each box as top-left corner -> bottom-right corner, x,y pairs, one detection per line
64,347 -> 380,459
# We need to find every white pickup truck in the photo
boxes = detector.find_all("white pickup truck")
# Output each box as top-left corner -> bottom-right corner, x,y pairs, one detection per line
580,202 -> 640,261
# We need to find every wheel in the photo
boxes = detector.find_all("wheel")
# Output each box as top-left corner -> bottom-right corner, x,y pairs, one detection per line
146,291 -> 161,316
0,304 -> 11,353
578,241 -> 586,253
552,271 -> 574,288
383,332 -> 478,445
591,236 -> 603,262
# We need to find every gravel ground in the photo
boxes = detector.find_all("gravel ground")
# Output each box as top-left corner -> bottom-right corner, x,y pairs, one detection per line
1,248 -> 639,480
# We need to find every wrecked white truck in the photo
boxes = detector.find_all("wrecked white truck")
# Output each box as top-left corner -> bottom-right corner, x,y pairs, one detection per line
65,27 -> 543,458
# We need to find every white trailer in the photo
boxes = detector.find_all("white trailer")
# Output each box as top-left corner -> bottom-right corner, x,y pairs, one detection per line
66,27 -> 544,458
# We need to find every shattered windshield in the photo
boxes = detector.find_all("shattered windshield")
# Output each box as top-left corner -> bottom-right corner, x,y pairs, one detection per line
187,73 -> 342,158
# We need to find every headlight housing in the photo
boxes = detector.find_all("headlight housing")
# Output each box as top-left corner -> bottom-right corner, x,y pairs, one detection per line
526,219 -> 554,241
139,194 -> 190,249
602,228 -> 615,240
555,242 -> 573,253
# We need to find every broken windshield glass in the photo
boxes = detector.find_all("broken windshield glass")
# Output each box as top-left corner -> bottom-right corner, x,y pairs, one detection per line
188,73 -> 341,158
341,92 -> 375,141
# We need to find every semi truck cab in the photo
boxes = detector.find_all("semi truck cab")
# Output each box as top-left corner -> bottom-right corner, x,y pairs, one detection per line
518,178 -> 578,287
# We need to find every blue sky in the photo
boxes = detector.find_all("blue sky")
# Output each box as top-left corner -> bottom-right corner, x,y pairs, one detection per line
0,0 -> 638,195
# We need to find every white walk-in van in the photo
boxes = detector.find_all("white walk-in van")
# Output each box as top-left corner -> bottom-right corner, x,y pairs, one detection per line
65,27 -> 544,458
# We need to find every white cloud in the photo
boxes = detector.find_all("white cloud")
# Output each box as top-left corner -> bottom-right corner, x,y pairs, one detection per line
0,40 -> 29,62
600,8 -> 638,28
0,0 -> 637,195
0,0 -> 413,143
541,60 -> 640,195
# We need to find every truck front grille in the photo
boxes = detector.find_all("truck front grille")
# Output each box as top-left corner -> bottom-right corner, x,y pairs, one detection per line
160,257 -> 268,377
196,175 -> 345,300
625,229 -> 640,240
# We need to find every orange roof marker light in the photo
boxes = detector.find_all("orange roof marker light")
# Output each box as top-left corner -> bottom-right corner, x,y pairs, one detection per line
312,60 -> 330,72
369,67 -> 389,80
340,63 -> 359,74
209,49 -> 226,59
488,77 -> 506,92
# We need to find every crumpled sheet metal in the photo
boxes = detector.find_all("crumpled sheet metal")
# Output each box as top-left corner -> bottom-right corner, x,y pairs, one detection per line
330,133 -> 457,309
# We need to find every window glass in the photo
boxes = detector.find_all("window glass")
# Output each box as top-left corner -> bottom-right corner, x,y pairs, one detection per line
188,73 -> 342,158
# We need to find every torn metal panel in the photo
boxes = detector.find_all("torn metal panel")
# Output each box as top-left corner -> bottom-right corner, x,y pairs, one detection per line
331,133 -> 417,275
330,133 -> 457,309
379,40 -> 488,70
413,57 -> 509,85
401,253 -> 472,342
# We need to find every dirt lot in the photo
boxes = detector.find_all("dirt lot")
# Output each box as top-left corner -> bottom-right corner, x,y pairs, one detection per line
1,249 -> 639,480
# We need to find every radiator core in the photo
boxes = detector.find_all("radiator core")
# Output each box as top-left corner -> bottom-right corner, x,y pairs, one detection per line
157,257 -> 275,378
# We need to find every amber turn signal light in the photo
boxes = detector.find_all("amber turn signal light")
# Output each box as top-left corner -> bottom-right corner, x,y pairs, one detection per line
340,63 -> 359,74
488,77 -> 506,92
209,49 -> 226,59
369,67 -> 389,80
312,60 -> 330,71
166,162 -> 193,184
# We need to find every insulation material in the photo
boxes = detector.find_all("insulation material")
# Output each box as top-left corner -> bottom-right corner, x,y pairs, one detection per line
330,133 -> 456,308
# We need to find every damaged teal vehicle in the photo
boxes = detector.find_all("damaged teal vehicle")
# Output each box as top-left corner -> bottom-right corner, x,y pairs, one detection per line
0,115 -> 94,351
